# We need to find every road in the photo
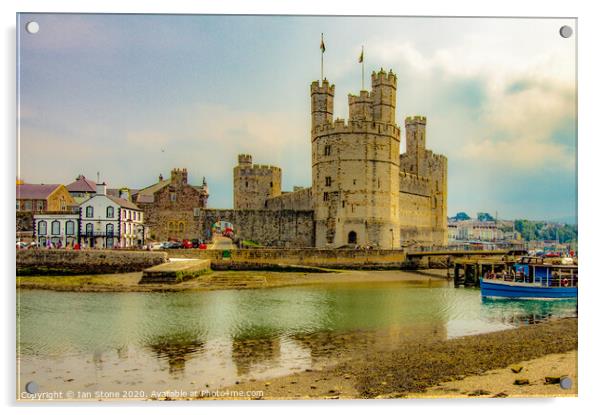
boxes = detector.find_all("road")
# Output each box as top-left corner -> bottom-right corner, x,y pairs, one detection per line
209,236 -> 236,250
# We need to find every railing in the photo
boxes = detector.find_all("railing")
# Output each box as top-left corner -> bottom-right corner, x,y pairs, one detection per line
483,272 -> 578,287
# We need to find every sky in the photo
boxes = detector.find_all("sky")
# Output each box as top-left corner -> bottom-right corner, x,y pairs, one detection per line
17,14 -> 577,222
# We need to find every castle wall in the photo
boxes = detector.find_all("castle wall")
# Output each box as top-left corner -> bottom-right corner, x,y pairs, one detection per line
265,187 -> 312,211
200,209 -> 314,248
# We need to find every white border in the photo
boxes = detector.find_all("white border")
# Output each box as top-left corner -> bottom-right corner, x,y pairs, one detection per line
3,1 -> 601,414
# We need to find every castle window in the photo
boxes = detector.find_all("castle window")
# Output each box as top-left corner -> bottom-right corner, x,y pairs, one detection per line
353,179 -> 356,185
193,208 -> 201,217
342,201 -> 346,208
86,206 -> 94,218
325,176 -> 332,187
270,181 -> 273,188
351,204 -> 355,213
245,181 -> 248,188
324,145 -> 331,156
323,192 -> 329,202
170,193 -> 176,202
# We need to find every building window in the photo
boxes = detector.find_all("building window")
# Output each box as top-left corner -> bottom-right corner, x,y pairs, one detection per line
170,193 -> 176,202
179,222 -> 184,232
66,221 -> 75,236
107,206 -> 114,218
86,223 -> 93,235
16,201 -> 20,211
270,181 -> 273,188
324,145 -> 331,156
37,201 -> 44,211
60,199 -> 66,211
342,201 -> 346,208
86,206 -> 94,218
325,176 -> 332,187
38,221 -> 47,235
39,237 -> 46,246
24,200 -> 32,211
193,208 -> 201,217
106,223 -> 114,236
51,220 -> 60,235
323,192 -> 329,202
353,179 -> 356,185
245,181 -> 248,188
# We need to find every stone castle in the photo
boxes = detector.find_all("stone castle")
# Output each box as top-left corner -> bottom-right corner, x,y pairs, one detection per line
231,68 -> 447,248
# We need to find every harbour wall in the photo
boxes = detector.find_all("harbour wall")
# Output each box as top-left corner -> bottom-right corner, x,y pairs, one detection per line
167,248 -> 412,270
16,250 -> 168,276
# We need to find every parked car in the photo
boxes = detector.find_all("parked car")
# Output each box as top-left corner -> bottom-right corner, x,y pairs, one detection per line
190,239 -> 200,248
182,239 -> 193,249
148,242 -> 163,250
199,242 -> 207,250
164,241 -> 183,249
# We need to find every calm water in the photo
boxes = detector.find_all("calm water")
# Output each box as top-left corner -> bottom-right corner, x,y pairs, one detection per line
17,275 -> 576,399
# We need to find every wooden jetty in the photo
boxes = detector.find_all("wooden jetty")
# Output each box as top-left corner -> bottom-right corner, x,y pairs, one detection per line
453,258 -> 509,287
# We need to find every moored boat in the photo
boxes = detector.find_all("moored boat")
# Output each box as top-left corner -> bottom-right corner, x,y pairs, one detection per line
480,256 -> 577,299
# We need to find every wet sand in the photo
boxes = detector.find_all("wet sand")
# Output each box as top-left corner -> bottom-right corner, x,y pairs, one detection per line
16,268 -> 450,292
211,318 -> 577,400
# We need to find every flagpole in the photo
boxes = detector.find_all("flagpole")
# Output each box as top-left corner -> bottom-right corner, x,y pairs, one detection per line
321,33 -> 324,81
361,45 -> 364,90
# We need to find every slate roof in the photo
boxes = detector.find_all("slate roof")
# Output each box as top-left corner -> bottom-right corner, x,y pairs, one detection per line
107,195 -> 142,211
16,183 -> 61,200
66,175 -> 97,193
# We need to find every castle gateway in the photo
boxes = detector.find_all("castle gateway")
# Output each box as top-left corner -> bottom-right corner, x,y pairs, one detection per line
229,68 -> 447,249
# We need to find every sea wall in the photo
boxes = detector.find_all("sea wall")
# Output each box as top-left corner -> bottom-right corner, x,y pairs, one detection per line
168,248 -> 409,270
16,250 -> 168,276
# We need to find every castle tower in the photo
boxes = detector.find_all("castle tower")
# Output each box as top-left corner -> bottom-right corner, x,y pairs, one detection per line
233,154 -> 282,209
371,69 -> 397,124
310,80 -> 335,130
311,70 -> 401,248
404,116 -> 427,176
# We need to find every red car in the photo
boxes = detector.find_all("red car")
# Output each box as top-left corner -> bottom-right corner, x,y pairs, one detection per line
182,239 -> 193,249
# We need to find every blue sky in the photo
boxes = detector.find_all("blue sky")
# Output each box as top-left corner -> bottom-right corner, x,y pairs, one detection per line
17,14 -> 576,221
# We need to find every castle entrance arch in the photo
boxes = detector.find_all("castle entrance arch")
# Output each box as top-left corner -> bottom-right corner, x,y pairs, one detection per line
348,231 -> 357,245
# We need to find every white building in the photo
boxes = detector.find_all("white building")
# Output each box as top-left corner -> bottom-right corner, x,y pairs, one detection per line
79,183 -> 145,248
33,182 -> 146,249
33,212 -> 80,248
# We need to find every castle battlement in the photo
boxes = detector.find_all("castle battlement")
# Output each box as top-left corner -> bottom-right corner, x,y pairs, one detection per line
371,68 -> 397,87
310,79 -> 335,95
312,119 -> 401,139
405,115 -> 427,126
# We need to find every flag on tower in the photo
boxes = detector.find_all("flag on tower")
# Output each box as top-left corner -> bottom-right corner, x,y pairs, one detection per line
320,34 -> 325,53
358,48 -> 364,63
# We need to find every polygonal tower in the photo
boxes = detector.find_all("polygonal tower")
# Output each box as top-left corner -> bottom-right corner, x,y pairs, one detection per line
233,154 -> 282,209
311,69 -> 401,248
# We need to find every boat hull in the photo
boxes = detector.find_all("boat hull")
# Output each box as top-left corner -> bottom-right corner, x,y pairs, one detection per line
480,278 -> 577,299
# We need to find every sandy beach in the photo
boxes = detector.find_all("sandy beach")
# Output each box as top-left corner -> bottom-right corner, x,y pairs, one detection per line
16,268 -> 450,292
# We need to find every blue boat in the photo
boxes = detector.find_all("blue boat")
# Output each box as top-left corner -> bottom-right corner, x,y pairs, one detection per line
480,257 -> 578,300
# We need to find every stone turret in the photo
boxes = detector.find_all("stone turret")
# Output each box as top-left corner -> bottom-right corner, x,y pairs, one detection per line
171,168 -> 188,185
404,116 -> 427,175
371,69 -> 397,124
310,79 -> 335,131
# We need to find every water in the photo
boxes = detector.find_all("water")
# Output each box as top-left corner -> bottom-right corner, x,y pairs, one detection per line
17,275 -> 576,399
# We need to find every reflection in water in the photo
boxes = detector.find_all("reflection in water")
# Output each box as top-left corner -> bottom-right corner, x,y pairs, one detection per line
480,297 -> 577,326
231,326 -> 281,376
146,332 -> 205,375
17,276 -> 577,395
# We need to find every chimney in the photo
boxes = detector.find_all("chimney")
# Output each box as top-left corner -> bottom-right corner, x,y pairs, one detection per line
159,173 -> 164,181
96,182 -> 107,196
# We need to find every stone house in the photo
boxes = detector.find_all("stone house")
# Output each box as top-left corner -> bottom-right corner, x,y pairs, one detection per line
16,183 -> 75,213
134,168 -> 209,242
